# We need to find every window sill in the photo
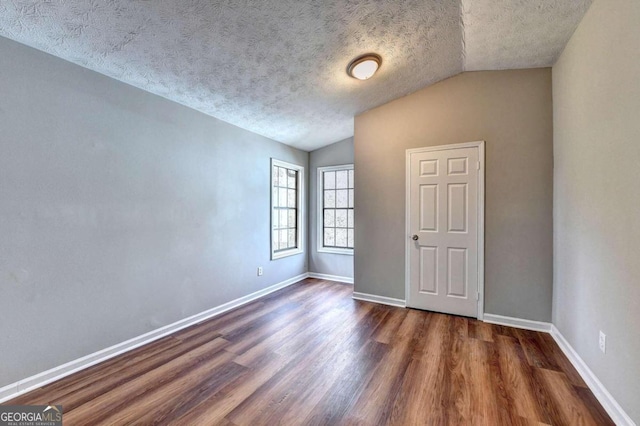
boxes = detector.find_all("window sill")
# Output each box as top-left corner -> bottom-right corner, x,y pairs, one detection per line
272,247 -> 304,260
317,247 -> 354,256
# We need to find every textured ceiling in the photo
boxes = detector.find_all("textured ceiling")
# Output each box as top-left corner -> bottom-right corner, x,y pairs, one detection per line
461,0 -> 593,71
0,1 -> 591,151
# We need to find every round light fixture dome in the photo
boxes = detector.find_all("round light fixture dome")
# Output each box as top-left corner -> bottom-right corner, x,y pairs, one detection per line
347,53 -> 382,80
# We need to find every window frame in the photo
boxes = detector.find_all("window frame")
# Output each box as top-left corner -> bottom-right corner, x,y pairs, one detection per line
316,164 -> 354,256
271,158 -> 305,260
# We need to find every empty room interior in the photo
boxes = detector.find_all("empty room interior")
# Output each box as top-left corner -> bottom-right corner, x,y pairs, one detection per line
1,0 -> 638,424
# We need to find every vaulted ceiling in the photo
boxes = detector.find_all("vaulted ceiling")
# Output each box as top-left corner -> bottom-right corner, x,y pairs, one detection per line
0,1 -> 592,151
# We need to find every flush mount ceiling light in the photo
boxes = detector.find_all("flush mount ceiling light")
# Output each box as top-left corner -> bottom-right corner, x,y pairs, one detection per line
347,53 -> 382,80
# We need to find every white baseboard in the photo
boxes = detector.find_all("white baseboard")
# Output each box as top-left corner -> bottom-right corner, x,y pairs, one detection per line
308,272 -> 354,284
483,313 -> 552,333
352,292 -> 406,308
550,326 -> 635,426
0,273 -> 309,404
0,383 -> 18,404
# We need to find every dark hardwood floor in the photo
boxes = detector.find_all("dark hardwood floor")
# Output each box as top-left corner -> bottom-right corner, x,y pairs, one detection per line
5,279 -> 612,425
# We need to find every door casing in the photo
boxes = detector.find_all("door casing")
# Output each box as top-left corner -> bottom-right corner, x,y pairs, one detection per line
405,141 -> 485,320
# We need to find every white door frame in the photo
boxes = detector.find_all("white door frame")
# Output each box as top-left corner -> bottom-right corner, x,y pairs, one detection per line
405,141 -> 485,320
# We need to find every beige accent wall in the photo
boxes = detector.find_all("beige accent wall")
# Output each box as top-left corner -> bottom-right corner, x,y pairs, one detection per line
354,69 -> 553,321
553,0 -> 640,421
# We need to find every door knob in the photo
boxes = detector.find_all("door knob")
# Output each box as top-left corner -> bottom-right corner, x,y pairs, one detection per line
412,235 -> 419,241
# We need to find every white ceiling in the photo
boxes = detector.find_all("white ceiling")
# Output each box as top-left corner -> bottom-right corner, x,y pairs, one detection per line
0,1 -> 591,151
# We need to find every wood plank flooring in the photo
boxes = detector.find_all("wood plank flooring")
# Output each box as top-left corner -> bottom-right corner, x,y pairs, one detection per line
4,279 -> 613,425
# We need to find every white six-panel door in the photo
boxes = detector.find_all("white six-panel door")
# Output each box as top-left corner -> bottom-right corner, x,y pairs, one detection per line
406,142 -> 484,318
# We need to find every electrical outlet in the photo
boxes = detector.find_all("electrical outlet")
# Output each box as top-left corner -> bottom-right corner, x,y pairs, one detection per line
599,331 -> 606,353
257,267 -> 263,276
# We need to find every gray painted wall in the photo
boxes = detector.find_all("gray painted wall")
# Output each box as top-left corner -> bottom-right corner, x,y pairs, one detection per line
308,138 -> 354,279
0,36 -> 308,387
552,0 -> 640,421
354,69 -> 554,321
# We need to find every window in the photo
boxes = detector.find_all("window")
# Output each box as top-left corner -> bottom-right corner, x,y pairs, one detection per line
271,159 -> 304,259
317,165 -> 354,255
